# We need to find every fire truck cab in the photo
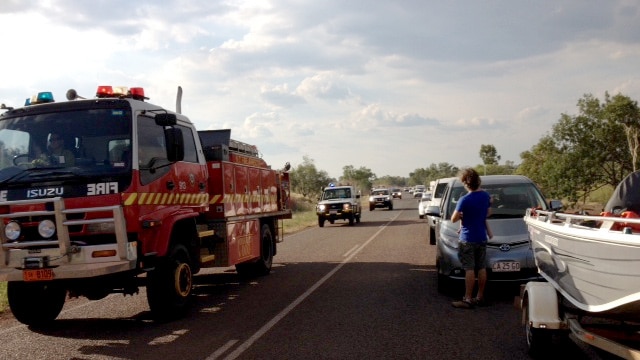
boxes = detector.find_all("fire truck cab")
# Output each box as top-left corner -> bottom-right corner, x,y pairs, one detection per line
0,87 -> 291,325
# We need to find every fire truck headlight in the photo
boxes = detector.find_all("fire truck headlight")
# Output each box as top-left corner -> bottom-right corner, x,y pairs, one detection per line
5,221 -> 21,241
317,204 -> 326,212
343,203 -> 351,210
38,220 -> 56,239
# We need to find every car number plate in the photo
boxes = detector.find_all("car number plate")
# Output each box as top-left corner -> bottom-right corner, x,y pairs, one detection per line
23,268 -> 54,281
329,210 -> 338,214
492,261 -> 520,272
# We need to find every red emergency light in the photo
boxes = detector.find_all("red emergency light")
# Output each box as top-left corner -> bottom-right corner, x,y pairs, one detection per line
96,86 -> 147,101
130,87 -> 146,101
96,85 -> 113,97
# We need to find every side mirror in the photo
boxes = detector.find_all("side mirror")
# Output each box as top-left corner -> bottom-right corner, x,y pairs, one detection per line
155,113 -> 177,126
549,200 -> 563,211
425,205 -> 440,217
165,127 -> 184,162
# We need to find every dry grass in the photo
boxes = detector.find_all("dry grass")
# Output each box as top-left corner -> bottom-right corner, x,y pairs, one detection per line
0,282 -> 6,313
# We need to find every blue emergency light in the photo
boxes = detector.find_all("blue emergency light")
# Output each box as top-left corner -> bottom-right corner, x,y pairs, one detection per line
25,91 -> 54,106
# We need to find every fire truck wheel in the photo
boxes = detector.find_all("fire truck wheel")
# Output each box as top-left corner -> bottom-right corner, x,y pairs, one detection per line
8,281 -> 66,326
147,244 -> 193,320
318,217 -> 325,227
236,224 -> 273,277
255,224 -> 274,275
348,214 -> 355,226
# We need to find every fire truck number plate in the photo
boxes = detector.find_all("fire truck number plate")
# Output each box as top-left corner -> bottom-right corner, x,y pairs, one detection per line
23,269 -> 54,281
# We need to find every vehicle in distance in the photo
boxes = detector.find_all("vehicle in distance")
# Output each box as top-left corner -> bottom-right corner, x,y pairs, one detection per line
316,185 -> 361,227
427,175 -> 550,293
413,191 -> 423,198
369,188 -> 394,211
426,177 -> 455,244
391,188 -> 403,199
418,191 -> 432,219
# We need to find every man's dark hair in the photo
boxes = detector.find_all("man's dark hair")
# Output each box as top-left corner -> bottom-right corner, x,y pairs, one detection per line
459,168 -> 481,191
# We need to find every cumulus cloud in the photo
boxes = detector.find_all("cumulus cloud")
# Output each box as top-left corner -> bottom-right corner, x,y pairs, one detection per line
2,0 -> 640,178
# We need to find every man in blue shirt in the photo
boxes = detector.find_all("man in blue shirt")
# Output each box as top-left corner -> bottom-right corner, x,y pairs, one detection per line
451,168 -> 493,309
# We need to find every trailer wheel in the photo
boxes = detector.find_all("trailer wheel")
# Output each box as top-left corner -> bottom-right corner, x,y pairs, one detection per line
8,281 -> 66,326
236,224 -> 273,277
523,297 -> 552,355
147,244 -> 193,321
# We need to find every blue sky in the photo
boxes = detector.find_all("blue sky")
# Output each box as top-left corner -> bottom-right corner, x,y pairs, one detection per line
1,1 -> 639,179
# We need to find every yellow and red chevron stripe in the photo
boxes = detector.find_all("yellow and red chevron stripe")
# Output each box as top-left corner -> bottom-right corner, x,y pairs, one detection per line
207,194 -> 278,205
122,193 -> 210,206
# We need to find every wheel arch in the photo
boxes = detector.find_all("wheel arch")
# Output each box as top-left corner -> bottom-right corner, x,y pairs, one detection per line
168,217 -> 200,273
522,282 -> 562,329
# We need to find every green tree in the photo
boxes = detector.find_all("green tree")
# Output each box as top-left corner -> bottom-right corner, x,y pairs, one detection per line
479,144 -> 501,175
604,93 -> 640,172
290,155 -> 333,199
409,162 -> 459,187
517,136 -> 564,197
518,93 -> 635,204
340,165 -> 376,193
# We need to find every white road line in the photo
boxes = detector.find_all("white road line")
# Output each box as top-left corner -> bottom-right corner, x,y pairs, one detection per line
207,340 -> 239,360
343,244 -> 360,258
215,212 -> 401,360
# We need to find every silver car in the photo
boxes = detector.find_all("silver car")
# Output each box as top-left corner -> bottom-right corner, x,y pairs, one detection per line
418,191 -> 432,219
427,175 -> 553,293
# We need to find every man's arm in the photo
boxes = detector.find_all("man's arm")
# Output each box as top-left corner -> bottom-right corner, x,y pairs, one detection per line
452,210 -> 462,223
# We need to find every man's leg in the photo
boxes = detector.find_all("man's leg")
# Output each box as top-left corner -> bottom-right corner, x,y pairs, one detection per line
464,269 -> 475,300
476,268 -> 487,300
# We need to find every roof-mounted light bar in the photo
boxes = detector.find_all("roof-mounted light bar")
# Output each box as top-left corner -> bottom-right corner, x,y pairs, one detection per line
96,85 -> 148,101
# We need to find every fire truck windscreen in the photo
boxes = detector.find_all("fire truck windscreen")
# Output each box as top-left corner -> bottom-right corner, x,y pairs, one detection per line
0,107 -> 133,187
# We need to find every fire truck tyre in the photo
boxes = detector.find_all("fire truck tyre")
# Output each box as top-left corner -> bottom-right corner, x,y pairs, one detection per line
523,296 -> 552,356
348,214 -> 355,226
236,225 -> 273,277
8,281 -> 66,326
369,205 -> 374,211
255,224 -> 274,275
147,244 -> 193,321
318,217 -> 325,227
356,214 -> 361,223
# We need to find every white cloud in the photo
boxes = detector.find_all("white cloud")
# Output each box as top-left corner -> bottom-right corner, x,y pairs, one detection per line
2,0 -> 640,178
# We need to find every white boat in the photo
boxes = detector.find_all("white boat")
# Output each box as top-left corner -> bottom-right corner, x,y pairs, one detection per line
525,171 -> 640,321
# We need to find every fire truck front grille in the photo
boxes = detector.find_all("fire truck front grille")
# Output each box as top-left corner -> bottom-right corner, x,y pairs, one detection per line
11,213 -> 86,242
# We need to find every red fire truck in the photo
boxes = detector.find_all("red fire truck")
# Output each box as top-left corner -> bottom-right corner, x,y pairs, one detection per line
0,86 -> 291,325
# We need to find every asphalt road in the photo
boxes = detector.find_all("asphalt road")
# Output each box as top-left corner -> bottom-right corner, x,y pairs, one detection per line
0,197 -> 614,359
